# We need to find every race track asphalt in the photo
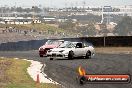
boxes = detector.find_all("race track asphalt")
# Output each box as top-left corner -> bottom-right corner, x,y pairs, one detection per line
0,51 -> 132,88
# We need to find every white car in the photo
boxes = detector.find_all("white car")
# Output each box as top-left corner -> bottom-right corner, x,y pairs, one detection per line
47,41 -> 95,60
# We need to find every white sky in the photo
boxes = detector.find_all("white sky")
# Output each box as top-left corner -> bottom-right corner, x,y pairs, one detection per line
0,0 -> 132,8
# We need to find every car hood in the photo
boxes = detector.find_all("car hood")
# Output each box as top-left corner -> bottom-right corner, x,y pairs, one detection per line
40,45 -> 58,49
50,48 -> 72,52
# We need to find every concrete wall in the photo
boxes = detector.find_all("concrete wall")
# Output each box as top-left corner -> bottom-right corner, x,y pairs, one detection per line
0,36 -> 131,51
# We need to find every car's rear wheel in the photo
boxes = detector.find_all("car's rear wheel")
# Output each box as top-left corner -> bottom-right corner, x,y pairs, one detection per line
68,51 -> 74,59
86,51 -> 91,59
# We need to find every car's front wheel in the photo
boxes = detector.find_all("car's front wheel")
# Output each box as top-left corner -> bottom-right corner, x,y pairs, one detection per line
50,58 -> 54,60
85,51 -> 91,59
40,55 -> 43,57
68,51 -> 74,59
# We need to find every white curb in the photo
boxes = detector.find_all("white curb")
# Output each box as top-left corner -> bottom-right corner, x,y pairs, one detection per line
13,58 -> 59,84
27,60 -> 59,84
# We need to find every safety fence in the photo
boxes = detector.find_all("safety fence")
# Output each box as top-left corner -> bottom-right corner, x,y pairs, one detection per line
0,36 -> 131,51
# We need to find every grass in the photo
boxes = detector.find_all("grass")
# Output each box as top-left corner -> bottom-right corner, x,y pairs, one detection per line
0,58 -> 60,88
0,23 -> 77,37
23,23 -> 63,31
0,23 -> 66,33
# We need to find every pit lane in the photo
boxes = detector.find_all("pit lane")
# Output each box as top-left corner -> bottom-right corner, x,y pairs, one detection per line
0,51 -> 132,88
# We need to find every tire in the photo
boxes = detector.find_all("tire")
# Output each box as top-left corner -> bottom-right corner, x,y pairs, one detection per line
40,55 -> 43,57
85,51 -> 91,59
68,51 -> 74,59
50,58 -> 53,60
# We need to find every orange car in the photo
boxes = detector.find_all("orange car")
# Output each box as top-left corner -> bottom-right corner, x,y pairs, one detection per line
39,40 -> 64,57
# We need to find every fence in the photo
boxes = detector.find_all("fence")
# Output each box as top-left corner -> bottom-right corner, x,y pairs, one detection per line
0,36 -> 131,51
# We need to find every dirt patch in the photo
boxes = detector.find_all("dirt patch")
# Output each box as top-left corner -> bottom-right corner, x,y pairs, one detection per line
0,59 -> 12,84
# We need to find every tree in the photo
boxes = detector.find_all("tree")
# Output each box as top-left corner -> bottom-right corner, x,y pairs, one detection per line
86,23 -> 96,36
76,23 -> 96,36
33,6 -> 42,13
16,7 -> 23,12
114,16 -> 132,36
58,20 -> 76,30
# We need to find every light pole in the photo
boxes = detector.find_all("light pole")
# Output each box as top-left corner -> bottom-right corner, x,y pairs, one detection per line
32,6 -> 35,24
103,36 -> 106,47
101,6 -> 104,23
32,0 -> 36,24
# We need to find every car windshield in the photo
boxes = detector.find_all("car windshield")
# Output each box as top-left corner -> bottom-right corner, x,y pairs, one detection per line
45,40 -> 54,45
45,40 -> 62,45
58,41 -> 73,48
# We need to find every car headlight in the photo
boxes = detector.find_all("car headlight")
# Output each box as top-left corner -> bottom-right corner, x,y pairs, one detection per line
59,50 -> 64,53
39,48 -> 44,51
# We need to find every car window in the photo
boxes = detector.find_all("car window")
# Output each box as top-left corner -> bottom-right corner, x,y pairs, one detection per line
58,41 -> 71,48
45,40 -> 53,45
67,43 -> 75,48
76,43 -> 83,48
